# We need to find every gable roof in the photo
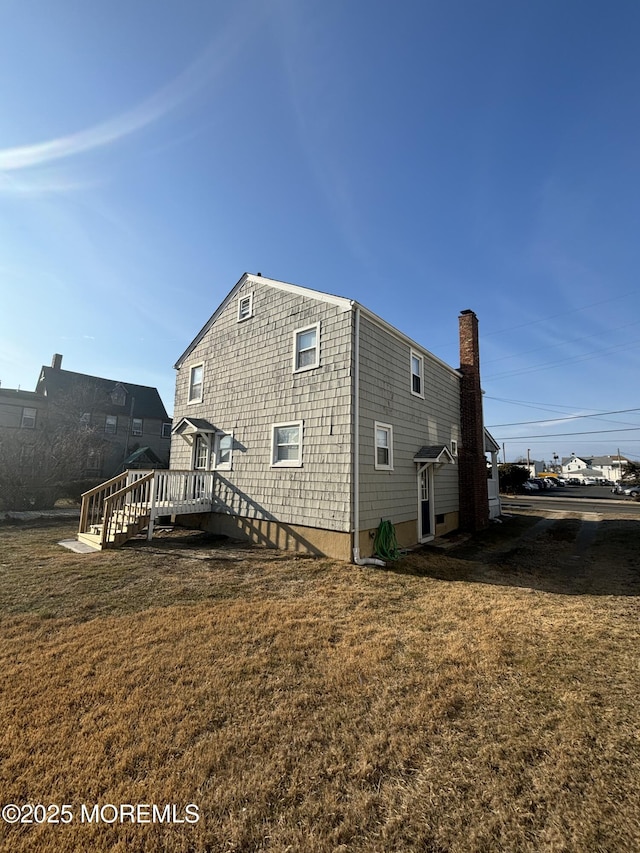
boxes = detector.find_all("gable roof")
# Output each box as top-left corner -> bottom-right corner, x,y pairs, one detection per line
36,366 -> 169,420
174,272 -> 461,379
413,445 -> 455,464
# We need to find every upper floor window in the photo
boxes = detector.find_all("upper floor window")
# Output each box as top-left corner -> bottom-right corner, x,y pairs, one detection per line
105,415 -> 117,434
293,323 -> 320,372
21,407 -> 37,429
111,384 -> 127,406
131,418 -> 143,436
451,439 -> 458,457
411,351 -> 424,398
271,421 -> 303,467
188,364 -> 204,403
237,293 -> 254,322
162,422 -> 172,438
374,422 -> 393,470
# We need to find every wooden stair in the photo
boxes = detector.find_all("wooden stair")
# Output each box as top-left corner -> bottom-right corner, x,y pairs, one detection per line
77,512 -> 151,550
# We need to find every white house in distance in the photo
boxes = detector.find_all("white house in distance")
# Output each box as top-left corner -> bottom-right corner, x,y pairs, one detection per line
562,453 -> 629,482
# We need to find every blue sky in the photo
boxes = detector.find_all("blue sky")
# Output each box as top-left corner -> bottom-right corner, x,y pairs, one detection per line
1,0 -> 639,465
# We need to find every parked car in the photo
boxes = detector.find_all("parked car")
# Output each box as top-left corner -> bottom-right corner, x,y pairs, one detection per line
611,483 -> 640,498
521,481 -> 540,492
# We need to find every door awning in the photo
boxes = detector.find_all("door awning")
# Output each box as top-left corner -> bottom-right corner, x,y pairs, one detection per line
413,445 -> 455,464
172,417 -> 217,436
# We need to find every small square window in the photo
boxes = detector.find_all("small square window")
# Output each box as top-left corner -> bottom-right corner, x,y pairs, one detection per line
375,422 -> 393,470
237,293 -> 254,322
411,351 -> 423,397
271,421 -> 303,467
132,418 -> 143,436
105,415 -> 117,434
188,364 -> 204,403
293,323 -> 320,372
21,407 -> 37,429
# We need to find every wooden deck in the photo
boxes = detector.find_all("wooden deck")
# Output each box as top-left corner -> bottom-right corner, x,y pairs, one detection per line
78,470 -> 215,550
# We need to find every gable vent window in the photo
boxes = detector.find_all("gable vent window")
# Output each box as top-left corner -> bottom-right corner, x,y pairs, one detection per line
238,293 -> 254,322
293,323 -> 320,372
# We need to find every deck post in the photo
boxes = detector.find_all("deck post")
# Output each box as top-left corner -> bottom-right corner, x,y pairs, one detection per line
147,472 -> 157,541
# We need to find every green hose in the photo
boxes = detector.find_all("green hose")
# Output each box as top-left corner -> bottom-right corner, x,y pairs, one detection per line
373,519 -> 401,561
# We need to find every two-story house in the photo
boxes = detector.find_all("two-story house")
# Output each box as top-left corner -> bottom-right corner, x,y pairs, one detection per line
36,355 -> 172,479
164,273 -> 497,560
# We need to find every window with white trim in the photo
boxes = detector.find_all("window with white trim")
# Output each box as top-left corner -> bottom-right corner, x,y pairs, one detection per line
237,293 -> 254,322
411,351 -> 423,397
105,415 -> 117,434
374,422 -> 393,470
214,432 -> 233,470
162,422 -> 172,438
451,439 -> 458,457
271,421 -> 303,467
21,407 -> 37,429
131,418 -> 143,436
293,323 -> 320,372
188,364 -> 204,403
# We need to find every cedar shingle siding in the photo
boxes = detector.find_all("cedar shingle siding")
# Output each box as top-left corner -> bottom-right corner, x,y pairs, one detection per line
171,279 -> 354,533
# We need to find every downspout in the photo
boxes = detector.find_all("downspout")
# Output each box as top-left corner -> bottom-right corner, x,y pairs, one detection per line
352,305 -> 385,567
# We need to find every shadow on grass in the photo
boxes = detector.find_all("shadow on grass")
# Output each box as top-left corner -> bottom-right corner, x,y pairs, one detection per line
389,513 -> 640,597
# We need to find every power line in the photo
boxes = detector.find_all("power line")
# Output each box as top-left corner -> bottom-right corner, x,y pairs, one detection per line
495,426 -> 640,441
487,407 -> 640,428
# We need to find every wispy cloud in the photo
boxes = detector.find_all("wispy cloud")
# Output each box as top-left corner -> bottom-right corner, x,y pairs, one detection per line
0,6 -> 263,179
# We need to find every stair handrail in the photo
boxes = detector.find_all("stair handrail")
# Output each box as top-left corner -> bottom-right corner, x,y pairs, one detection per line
79,471 -> 129,534
101,471 -> 155,547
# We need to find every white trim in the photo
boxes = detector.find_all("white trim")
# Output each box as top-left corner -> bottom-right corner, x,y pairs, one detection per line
237,292 -> 254,322
374,422 -> 394,470
451,439 -> 458,457
410,349 -> 424,398
187,363 -> 204,404
271,420 -> 303,468
293,322 -> 321,373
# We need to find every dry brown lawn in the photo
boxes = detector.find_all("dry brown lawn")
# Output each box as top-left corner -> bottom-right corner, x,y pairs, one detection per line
0,510 -> 638,852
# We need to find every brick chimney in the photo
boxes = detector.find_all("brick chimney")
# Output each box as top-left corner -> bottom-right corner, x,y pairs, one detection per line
458,310 -> 489,532
51,353 -> 63,370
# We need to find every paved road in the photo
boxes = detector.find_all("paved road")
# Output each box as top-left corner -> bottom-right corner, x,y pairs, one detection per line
502,486 -> 640,518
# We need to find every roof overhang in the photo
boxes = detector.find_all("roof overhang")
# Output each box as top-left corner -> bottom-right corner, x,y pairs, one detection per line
172,417 -> 217,436
413,445 -> 455,465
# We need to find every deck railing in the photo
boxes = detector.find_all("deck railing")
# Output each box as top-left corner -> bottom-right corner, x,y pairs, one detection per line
102,472 -> 155,547
80,469 -> 216,546
80,472 -> 130,535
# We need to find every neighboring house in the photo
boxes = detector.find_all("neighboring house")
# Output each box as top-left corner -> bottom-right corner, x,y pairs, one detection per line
0,357 -> 172,510
562,454 -> 628,482
164,272 -> 498,560
35,354 -> 172,479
